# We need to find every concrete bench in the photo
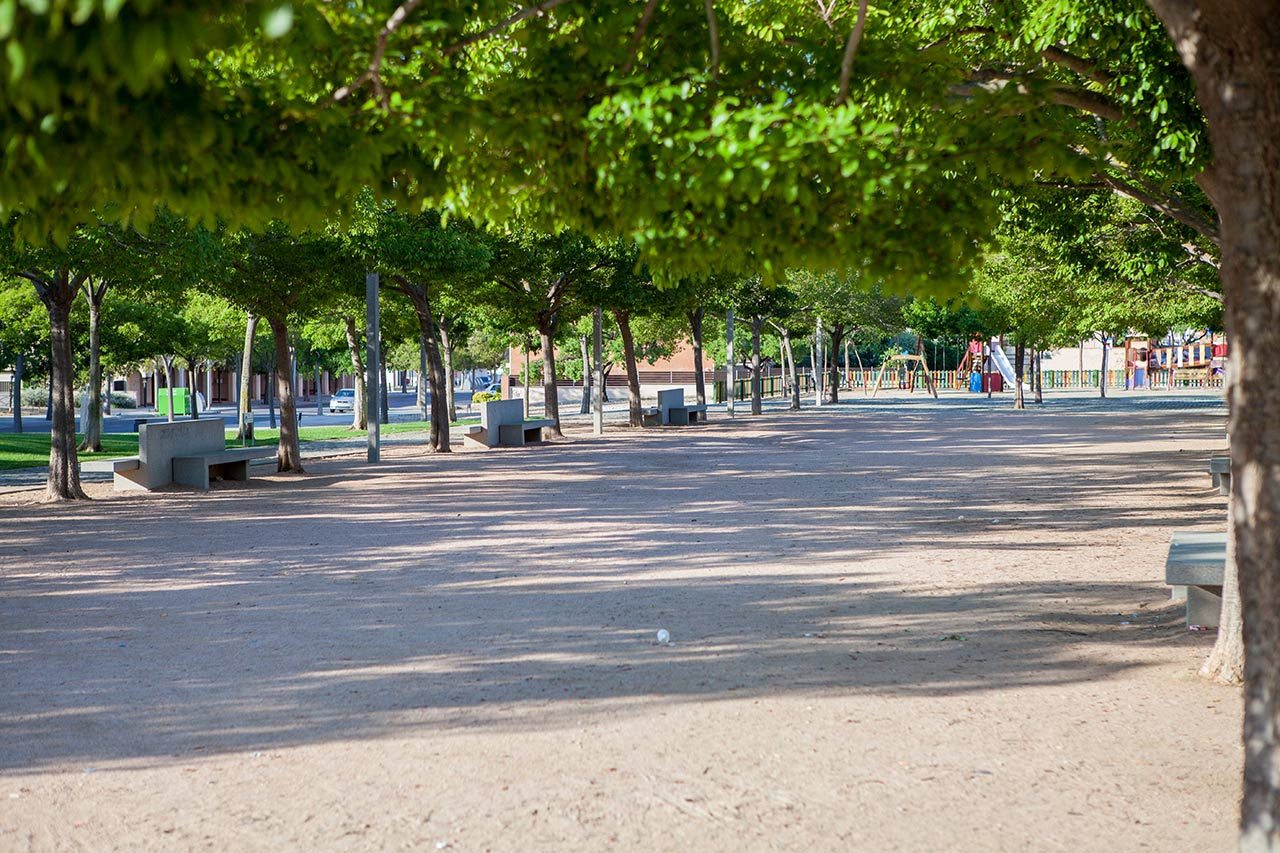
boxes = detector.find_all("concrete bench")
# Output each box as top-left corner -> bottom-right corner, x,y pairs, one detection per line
173,446 -> 277,489
462,400 -> 555,448
79,418 -> 277,491
81,456 -> 142,475
649,389 -> 708,426
1209,456 -> 1230,496
1165,531 -> 1226,627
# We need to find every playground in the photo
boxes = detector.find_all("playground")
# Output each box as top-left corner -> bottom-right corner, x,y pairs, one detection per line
0,394 -> 1239,850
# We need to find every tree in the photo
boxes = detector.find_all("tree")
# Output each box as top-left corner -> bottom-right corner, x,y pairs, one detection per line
586,242 -> 680,427
0,223 -> 97,499
366,207 -> 490,451
0,278 -> 47,433
726,276 -> 792,413
7,2 -> 1279,837
482,228 -> 599,437
667,275 -> 735,408
219,225 -> 352,473
1135,11 -> 1280,838
788,270 -> 903,404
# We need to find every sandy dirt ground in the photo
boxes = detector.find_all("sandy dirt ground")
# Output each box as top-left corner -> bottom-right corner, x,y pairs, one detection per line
0,393 -> 1241,851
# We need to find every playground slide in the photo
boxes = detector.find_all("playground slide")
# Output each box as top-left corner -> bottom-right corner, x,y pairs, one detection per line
989,341 -> 1031,389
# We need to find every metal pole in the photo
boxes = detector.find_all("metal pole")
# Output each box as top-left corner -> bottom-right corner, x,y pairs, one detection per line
366,271 -> 380,462
315,366 -> 323,417
726,309 -> 735,418
592,307 -> 604,435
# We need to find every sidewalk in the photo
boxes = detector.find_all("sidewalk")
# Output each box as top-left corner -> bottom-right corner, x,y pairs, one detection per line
0,389 -> 1223,493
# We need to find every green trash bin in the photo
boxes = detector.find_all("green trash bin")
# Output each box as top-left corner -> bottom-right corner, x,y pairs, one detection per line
156,388 -> 190,416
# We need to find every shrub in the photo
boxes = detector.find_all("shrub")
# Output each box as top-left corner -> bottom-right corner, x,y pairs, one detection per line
18,385 -> 138,409
20,384 -> 49,408
472,390 -> 503,404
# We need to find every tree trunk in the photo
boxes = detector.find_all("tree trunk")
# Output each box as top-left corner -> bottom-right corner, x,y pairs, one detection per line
267,355 -> 276,430
782,332 -> 801,410
853,339 -> 866,394
813,319 -> 823,406
579,333 -> 591,416
614,309 -> 643,428
1013,341 -> 1026,409
440,316 -> 457,423
78,283 -> 104,452
237,313 -> 257,439
1148,3 -> 1280,842
522,348 -> 531,417
539,323 -> 564,437
12,352 -> 23,433
725,309 -> 735,417
267,316 -> 304,473
38,272 -> 87,500
343,316 -> 368,430
689,307 -> 707,407
750,316 -> 763,415
1034,350 -> 1044,404
1098,335 -> 1109,399
844,339 -> 851,389
417,339 -> 428,422
162,356 -> 176,423
411,298 -> 451,453
1203,499 -> 1245,684
826,325 -> 846,404
189,361 -> 201,420
777,327 -> 791,397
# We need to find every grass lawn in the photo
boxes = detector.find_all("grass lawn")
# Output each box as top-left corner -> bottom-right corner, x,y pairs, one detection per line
0,419 -> 477,470
0,433 -> 144,471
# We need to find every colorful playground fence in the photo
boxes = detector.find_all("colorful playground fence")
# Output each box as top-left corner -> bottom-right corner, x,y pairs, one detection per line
711,367 -> 1221,402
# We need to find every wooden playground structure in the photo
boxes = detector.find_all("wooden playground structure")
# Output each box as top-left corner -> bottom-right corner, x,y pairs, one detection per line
1125,334 -> 1227,388
869,352 -> 939,398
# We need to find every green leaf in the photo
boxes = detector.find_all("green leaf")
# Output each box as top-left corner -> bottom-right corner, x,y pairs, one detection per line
5,39 -> 24,83
0,0 -> 15,39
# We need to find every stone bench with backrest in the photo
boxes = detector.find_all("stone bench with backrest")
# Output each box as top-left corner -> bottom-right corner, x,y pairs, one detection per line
1209,455 -> 1231,496
173,444 -> 277,489
80,418 -> 275,491
650,388 -> 708,426
462,399 -> 555,448
1165,531 -> 1226,628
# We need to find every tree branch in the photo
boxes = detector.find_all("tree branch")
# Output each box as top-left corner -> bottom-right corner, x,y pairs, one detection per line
388,273 -> 418,297
833,0 -> 868,107
919,26 -> 994,52
1097,170 -> 1221,244
1173,279 -> 1224,302
1181,241 -> 1222,270
704,0 -> 720,82
1034,180 -> 1109,191
441,0 -> 574,57
1048,86 -> 1125,122
331,0 -> 423,107
1040,45 -> 1114,86
620,0 -> 661,76
16,270 -> 50,297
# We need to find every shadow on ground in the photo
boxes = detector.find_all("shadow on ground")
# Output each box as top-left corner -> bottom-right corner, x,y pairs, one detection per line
0,399 -> 1226,773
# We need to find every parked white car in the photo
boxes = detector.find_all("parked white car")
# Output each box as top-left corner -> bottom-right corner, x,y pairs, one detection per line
329,388 -> 356,413
473,375 -> 501,393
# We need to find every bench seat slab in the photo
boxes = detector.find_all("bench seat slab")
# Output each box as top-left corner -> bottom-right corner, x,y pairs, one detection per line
1165,531 -> 1227,628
